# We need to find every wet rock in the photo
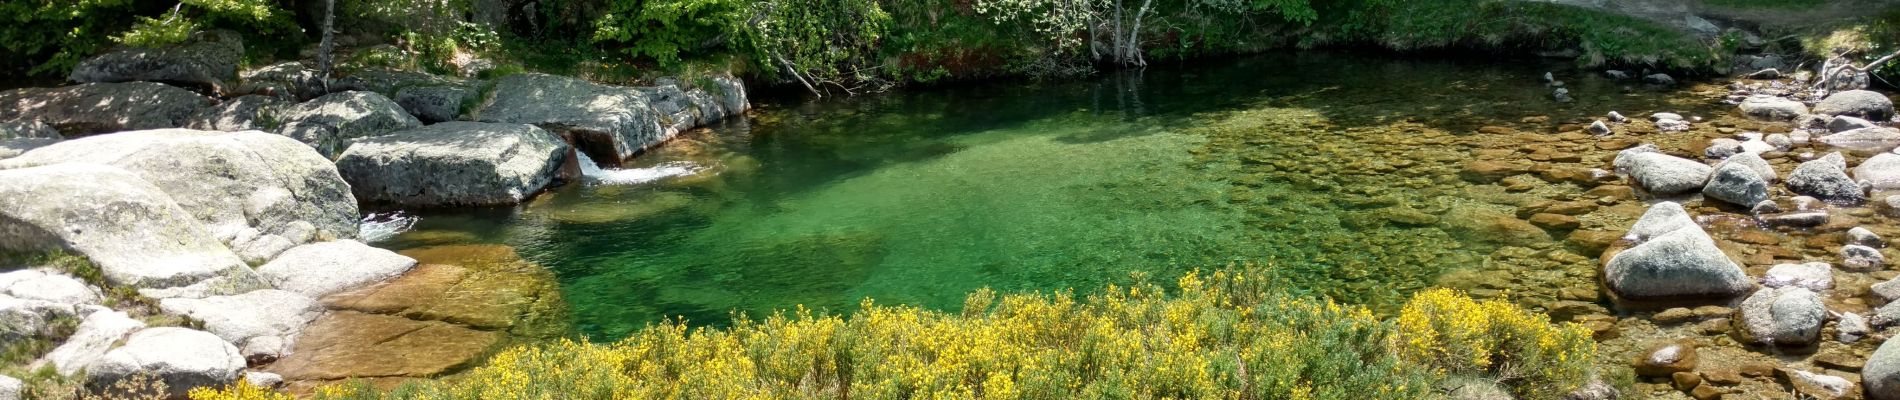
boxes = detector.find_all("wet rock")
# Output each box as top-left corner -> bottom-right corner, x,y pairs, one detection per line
325,244 -> 565,333
0,129 -> 362,264
1752,200 -> 1783,214
1634,340 -> 1698,377
336,122 -> 569,207
275,91 -> 423,158
476,73 -> 666,164
1443,206 -> 1551,248
39,309 -> 145,377
158,289 -> 322,357
265,311 -> 501,381
1815,349 -> 1866,371
1658,119 -> 1691,132
1767,134 -> 1793,151
1738,96 -> 1809,121
1869,336 -> 1900,400
1604,202 -> 1753,300
1588,120 -> 1612,135
1528,213 -> 1581,231
185,95 -> 287,132
87,327 -> 245,399
1655,307 -> 1696,324
1794,196 -> 1827,211
1840,312 -> 1870,343
1817,127 -> 1900,151
1646,73 -> 1678,86
1787,153 -> 1866,205
1615,148 -> 1712,195
69,30 -> 242,93
1762,262 -> 1833,291
0,82 -> 213,137
1843,244 -> 1885,270
1739,287 -> 1826,345
1566,230 -> 1621,255
1653,113 -> 1686,122
1763,211 -> 1831,228
1779,368 -> 1858,400
0,164 -> 255,294
1608,111 -> 1630,123
1702,160 -> 1769,206
1829,116 -> 1878,133
1849,227 -> 1884,247
1814,89 -> 1894,121
255,240 -> 416,298
1705,138 -> 1744,159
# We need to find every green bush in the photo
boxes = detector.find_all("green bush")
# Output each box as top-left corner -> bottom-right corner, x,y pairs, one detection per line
0,0 -> 289,79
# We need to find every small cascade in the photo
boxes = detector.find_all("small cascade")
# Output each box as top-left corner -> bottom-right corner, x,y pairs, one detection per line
359,211 -> 419,243
575,151 -> 706,185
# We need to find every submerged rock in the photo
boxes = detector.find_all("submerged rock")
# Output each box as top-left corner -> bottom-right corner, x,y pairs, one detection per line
1787,152 -> 1865,205
86,327 -> 245,399
1738,96 -> 1808,121
1816,127 -> 1900,151
1762,262 -> 1832,291
0,164 -> 255,294
1604,203 -> 1753,300
265,311 -> 501,382
0,82 -> 212,137
1738,287 -> 1826,346
1814,89 -> 1894,121
336,122 -> 569,207
1633,340 -> 1697,377
0,129 -> 361,264
1828,115 -> 1877,133
69,30 -> 242,93
275,91 -> 422,158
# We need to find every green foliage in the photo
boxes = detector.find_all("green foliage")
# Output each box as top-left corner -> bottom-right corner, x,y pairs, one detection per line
593,0 -> 742,66
0,0 -> 289,78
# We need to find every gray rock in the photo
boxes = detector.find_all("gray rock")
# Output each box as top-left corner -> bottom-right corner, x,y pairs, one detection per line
1782,368 -> 1857,399
238,62 -> 324,100
1751,200 -> 1783,214
1617,151 -> 1712,195
1606,70 -> 1630,80
336,122 -> 568,207
1704,138 -> 1743,159
1652,112 -> 1684,122
1605,202 -> 1753,300
393,84 -> 477,123
0,295 -> 66,341
333,68 -> 462,95
1588,120 -> 1612,135
1561,379 -> 1618,400
1817,127 -> 1900,151
1794,196 -> 1826,211
1828,115 -> 1878,133
69,30 -> 242,93
1738,96 -> 1809,121
1787,152 -> 1866,205
255,240 -> 415,298
1608,111 -> 1629,123
243,371 -> 283,390
1738,287 -> 1826,345
1879,301 -> 1900,328
1718,151 -> 1776,182
0,82 -> 212,137
1740,139 -> 1774,154
1840,312 -> 1870,343
1843,244 -> 1885,270
1645,73 -> 1677,86
1766,134 -> 1792,151
1857,153 -> 1900,191
38,309 -> 145,377
185,95 -> 287,132
0,129 -> 361,264
0,138 -> 56,161
0,121 -> 59,139
275,91 -> 423,158
86,327 -> 244,398
1761,211 -> 1830,227
1876,277 -> 1900,303
1814,89 -> 1894,121
0,269 -> 99,304
477,73 -> 666,164
1656,119 -> 1690,132
158,289 -> 321,348
0,374 -> 16,400
1850,227 -> 1884,248
0,164 -> 255,293
1702,160 -> 1769,206
1872,328 -> 1900,400
1762,262 -> 1832,291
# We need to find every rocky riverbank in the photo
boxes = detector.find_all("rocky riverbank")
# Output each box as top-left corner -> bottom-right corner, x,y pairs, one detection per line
0,31 -> 746,398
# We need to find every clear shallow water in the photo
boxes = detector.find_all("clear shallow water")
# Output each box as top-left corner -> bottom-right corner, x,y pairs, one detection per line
384,52 -> 1719,339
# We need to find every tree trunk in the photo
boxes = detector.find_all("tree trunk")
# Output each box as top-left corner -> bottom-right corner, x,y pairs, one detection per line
314,0 -> 337,92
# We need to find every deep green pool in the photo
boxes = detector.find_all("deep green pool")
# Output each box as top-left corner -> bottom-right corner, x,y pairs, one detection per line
383,52 -> 1717,339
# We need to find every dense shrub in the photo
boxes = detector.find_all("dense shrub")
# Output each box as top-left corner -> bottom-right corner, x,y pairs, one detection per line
0,0 -> 290,79
192,269 -> 1599,400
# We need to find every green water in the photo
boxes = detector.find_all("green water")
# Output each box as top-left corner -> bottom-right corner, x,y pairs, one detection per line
385,52 -> 1716,339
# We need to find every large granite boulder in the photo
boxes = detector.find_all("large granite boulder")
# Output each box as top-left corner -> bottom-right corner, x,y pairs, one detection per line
0,269 -> 99,305
158,289 -> 323,359
1603,202 -> 1753,300
185,95 -> 288,132
1813,89 -> 1894,121
0,164 -> 255,295
1613,146 -> 1711,195
476,73 -> 665,164
0,121 -> 60,160
0,82 -> 212,137
1737,287 -> 1826,346
238,62 -> 325,100
1787,152 -> 1866,205
1869,336 -> 1900,400
1737,96 -> 1808,121
38,309 -> 145,377
336,122 -> 568,207
276,91 -> 422,158
86,327 -> 245,398
69,30 -> 243,93
0,129 -> 361,264
255,240 -> 416,298
394,85 -> 478,124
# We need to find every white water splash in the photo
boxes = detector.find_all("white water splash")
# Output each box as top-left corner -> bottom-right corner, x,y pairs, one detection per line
359,211 -> 419,243
576,152 -> 705,185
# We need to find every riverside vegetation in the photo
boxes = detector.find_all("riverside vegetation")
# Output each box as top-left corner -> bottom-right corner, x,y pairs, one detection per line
190,271 -> 1596,400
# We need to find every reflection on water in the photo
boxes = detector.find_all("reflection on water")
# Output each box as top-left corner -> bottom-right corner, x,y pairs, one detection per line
384,52 -> 1727,339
